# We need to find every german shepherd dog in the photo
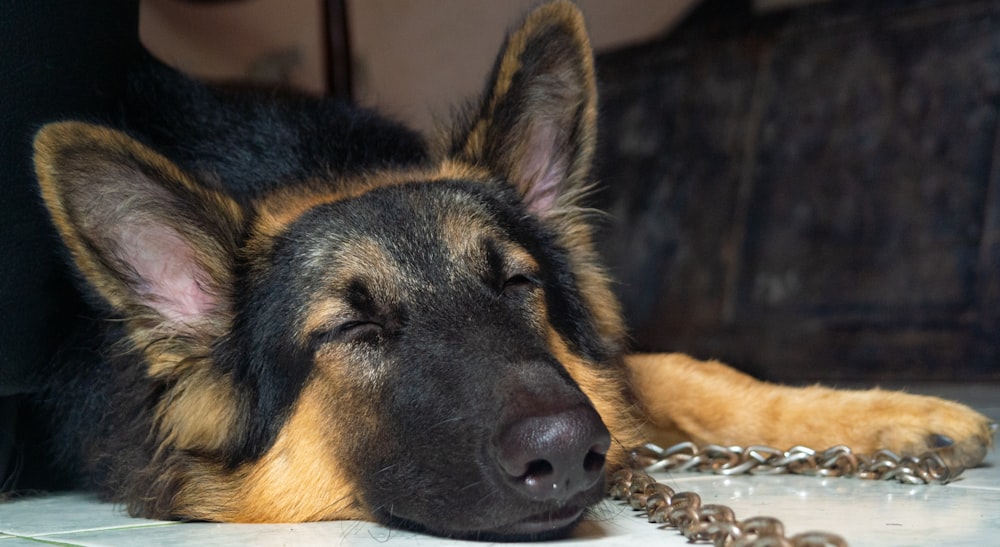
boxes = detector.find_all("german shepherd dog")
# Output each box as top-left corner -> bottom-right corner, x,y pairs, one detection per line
31,1 -> 994,541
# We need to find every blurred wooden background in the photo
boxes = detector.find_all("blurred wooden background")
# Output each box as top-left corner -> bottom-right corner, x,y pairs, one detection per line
594,0 -> 1000,381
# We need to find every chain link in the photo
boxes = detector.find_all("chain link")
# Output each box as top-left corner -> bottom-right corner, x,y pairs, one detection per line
609,442 -> 965,546
631,442 -> 963,484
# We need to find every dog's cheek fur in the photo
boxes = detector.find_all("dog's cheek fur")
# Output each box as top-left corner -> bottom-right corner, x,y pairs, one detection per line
153,364 -> 238,454
126,349 -> 372,523
201,379 -> 368,523
546,328 -> 643,469
238,337 -> 400,524
234,390 -> 367,522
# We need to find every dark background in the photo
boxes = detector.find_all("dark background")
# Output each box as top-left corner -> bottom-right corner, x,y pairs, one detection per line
594,0 -> 1000,382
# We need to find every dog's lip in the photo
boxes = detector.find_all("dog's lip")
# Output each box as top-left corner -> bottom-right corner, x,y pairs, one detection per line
487,505 -> 585,537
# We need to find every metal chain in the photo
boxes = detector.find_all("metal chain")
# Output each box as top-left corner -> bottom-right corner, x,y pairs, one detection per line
609,442 -> 965,546
609,466 -> 848,546
631,442 -> 963,485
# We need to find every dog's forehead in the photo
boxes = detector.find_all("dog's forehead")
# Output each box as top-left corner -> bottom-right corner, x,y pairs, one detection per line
249,160 -> 494,240
258,177 -> 534,288
281,182 -> 541,339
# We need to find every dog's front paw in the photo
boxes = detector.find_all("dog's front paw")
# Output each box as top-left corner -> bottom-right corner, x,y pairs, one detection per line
858,390 -> 996,470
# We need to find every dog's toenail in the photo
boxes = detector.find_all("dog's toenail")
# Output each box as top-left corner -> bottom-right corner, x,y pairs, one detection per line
990,423 -> 998,434
929,434 -> 954,448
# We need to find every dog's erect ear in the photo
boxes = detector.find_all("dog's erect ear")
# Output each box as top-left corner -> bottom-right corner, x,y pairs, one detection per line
34,122 -> 243,326
450,0 -> 596,216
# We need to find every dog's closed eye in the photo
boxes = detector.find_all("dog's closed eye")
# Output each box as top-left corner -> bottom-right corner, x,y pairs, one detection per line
310,320 -> 385,349
336,320 -> 385,341
502,273 -> 541,295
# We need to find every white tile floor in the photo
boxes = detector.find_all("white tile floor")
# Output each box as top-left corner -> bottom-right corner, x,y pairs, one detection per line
1,383 -> 996,547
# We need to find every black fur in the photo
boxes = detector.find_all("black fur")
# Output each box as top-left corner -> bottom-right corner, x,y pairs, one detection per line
123,53 -> 429,202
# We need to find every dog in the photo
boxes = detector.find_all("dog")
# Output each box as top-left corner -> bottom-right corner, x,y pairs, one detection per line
30,1 -> 994,541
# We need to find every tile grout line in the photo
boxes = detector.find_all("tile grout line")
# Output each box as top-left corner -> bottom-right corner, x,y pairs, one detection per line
5,522 -> 180,541
4,534 -> 85,547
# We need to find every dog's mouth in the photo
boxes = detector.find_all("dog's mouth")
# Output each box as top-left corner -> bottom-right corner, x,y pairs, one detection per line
384,503 -> 586,542
384,495 -> 595,542
460,476 -> 608,541
486,505 -> 586,539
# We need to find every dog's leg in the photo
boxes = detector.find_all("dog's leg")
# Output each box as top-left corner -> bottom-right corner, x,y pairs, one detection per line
626,353 -> 995,468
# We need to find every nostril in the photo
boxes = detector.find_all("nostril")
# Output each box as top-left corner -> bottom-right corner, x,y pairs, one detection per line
583,447 -> 605,473
522,459 -> 555,488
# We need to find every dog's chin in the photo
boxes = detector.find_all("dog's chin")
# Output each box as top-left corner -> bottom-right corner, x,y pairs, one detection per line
474,505 -> 587,541
390,505 -> 585,543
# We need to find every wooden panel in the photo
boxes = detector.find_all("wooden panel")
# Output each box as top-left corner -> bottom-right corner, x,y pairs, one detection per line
595,0 -> 1000,381
595,21 -> 760,338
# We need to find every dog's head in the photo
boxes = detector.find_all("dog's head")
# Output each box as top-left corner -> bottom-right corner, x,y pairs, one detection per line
34,1 -> 641,540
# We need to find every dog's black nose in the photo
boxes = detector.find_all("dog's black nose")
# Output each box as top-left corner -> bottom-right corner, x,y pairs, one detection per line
496,405 -> 610,501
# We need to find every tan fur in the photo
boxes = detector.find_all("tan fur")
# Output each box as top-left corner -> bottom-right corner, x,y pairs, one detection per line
153,365 -> 238,453
164,356 -> 371,523
626,353 -> 994,467
232,382 -> 368,522
329,237 -> 410,294
301,300 -> 355,341
440,211 -> 540,284
439,205 -> 502,267
546,328 -> 644,470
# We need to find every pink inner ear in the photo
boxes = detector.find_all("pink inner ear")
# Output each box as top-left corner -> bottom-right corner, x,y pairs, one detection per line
519,122 -> 567,216
118,224 -> 217,323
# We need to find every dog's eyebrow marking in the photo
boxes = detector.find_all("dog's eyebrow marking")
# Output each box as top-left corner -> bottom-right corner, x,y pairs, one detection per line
448,230 -> 540,283
299,237 -> 405,342
442,214 -> 540,285
439,205 -> 500,269
484,237 -> 540,280
302,299 -> 353,339
435,194 -> 541,277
